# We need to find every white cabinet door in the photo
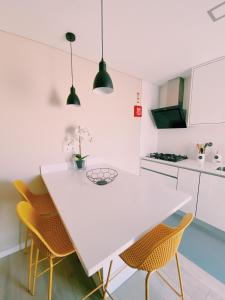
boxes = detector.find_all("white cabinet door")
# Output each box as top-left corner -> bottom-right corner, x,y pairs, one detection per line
177,169 -> 200,215
140,168 -> 177,190
189,58 -> 225,125
196,173 -> 225,231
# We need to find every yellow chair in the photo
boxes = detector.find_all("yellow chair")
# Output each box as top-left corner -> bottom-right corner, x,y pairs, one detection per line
13,179 -> 57,215
16,201 -> 75,300
120,213 -> 193,300
14,180 -> 58,253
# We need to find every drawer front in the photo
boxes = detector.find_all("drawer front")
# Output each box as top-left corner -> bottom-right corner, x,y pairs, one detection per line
140,160 -> 178,178
140,168 -> 177,189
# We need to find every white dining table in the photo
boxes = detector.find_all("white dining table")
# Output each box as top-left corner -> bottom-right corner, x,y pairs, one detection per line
40,162 -> 191,298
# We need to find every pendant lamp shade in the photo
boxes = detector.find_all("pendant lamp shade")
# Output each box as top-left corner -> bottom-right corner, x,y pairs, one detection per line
93,0 -> 114,94
66,32 -> 81,105
93,59 -> 113,94
67,85 -> 80,105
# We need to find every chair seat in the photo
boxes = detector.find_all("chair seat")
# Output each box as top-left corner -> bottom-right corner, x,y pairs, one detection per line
120,224 -> 173,270
31,193 -> 57,215
34,214 -> 75,257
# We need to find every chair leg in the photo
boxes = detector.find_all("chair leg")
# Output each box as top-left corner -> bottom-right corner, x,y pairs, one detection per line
175,253 -> 184,300
103,260 -> 113,300
28,239 -> 34,293
48,257 -> 54,300
31,248 -> 39,295
97,270 -> 104,296
24,228 -> 29,254
145,272 -> 151,300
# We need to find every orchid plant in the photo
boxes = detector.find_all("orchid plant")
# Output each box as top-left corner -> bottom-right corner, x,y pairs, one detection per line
71,125 -> 93,165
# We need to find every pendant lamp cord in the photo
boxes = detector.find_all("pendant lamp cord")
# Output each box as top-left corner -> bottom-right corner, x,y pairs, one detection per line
101,0 -> 104,59
70,42 -> 74,86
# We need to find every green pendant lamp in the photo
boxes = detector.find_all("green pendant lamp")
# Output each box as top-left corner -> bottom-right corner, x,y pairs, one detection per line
66,32 -> 81,105
93,0 -> 113,94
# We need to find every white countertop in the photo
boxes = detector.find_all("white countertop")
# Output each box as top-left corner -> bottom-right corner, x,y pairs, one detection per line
141,157 -> 225,178
41,163 -> 191,277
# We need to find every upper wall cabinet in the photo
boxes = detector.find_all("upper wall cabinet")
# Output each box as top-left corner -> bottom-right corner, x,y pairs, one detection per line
188,57 -> 225,125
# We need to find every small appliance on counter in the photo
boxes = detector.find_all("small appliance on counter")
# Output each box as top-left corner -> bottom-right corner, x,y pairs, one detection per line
146,152 -> 188,162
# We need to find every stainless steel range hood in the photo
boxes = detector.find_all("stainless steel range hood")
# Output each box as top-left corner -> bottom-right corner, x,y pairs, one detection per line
151,77 -> 187,129
159,77 -> 184,108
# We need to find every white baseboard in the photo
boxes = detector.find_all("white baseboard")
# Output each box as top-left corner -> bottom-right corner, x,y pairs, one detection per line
0,242 -> 25,259
179,254 -> 225,298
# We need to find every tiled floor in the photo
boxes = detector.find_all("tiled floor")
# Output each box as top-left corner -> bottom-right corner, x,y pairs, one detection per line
165,212 -> 225,284
114,257 -> 225,300
0,250 -> 224,300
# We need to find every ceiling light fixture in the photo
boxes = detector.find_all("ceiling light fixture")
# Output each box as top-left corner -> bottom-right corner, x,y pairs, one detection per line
93,0 -> 114,94
66,32 -> 81,105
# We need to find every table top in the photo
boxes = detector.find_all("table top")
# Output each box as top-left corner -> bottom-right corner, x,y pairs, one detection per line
41,163 -> 191,276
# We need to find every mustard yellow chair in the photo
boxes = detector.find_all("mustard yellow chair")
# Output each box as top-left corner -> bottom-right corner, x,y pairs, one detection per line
13,179 -> 57,215
14,180 -> 58,253
120,213 -> 193,300
16,201 -> 76,300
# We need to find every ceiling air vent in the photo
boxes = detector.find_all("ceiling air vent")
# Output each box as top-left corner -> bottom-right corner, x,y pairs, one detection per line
208,1 -> 225,22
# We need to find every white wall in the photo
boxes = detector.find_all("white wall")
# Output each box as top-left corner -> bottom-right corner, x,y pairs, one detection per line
157,124 -> 225,162
0,31 -> 141,253
139,81 -> 159,157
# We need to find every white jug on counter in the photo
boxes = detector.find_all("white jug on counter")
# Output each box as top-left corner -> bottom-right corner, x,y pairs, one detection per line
213,152 -> 222,163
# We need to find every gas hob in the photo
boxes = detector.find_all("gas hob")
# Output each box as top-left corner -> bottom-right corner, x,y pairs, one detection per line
147,153 -> 188,162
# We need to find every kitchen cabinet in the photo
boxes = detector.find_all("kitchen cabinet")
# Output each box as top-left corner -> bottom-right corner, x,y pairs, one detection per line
140,158 -> 225,232
196,173 -> 225,231
177,168 -> 200,215
189,57 -> 225,125
140,168 -> 177,190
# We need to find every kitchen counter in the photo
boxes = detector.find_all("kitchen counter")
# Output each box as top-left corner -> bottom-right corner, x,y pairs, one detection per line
141,157 -> 225,178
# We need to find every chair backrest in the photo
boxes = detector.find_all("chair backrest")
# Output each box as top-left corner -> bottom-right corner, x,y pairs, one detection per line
16,201 -> 56,256
140,213 -> 193,271
13,180 -> 33,203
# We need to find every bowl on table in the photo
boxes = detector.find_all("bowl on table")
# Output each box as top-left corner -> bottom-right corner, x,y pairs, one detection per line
86,168 -> 118,185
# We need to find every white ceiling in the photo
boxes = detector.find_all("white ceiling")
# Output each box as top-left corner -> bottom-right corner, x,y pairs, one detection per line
0,0 -> 225,83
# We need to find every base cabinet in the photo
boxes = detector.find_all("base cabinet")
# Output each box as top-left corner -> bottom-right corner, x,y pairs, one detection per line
140,159 -> 225,232
177,169 -> 200,215
196,173 -> 225,232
